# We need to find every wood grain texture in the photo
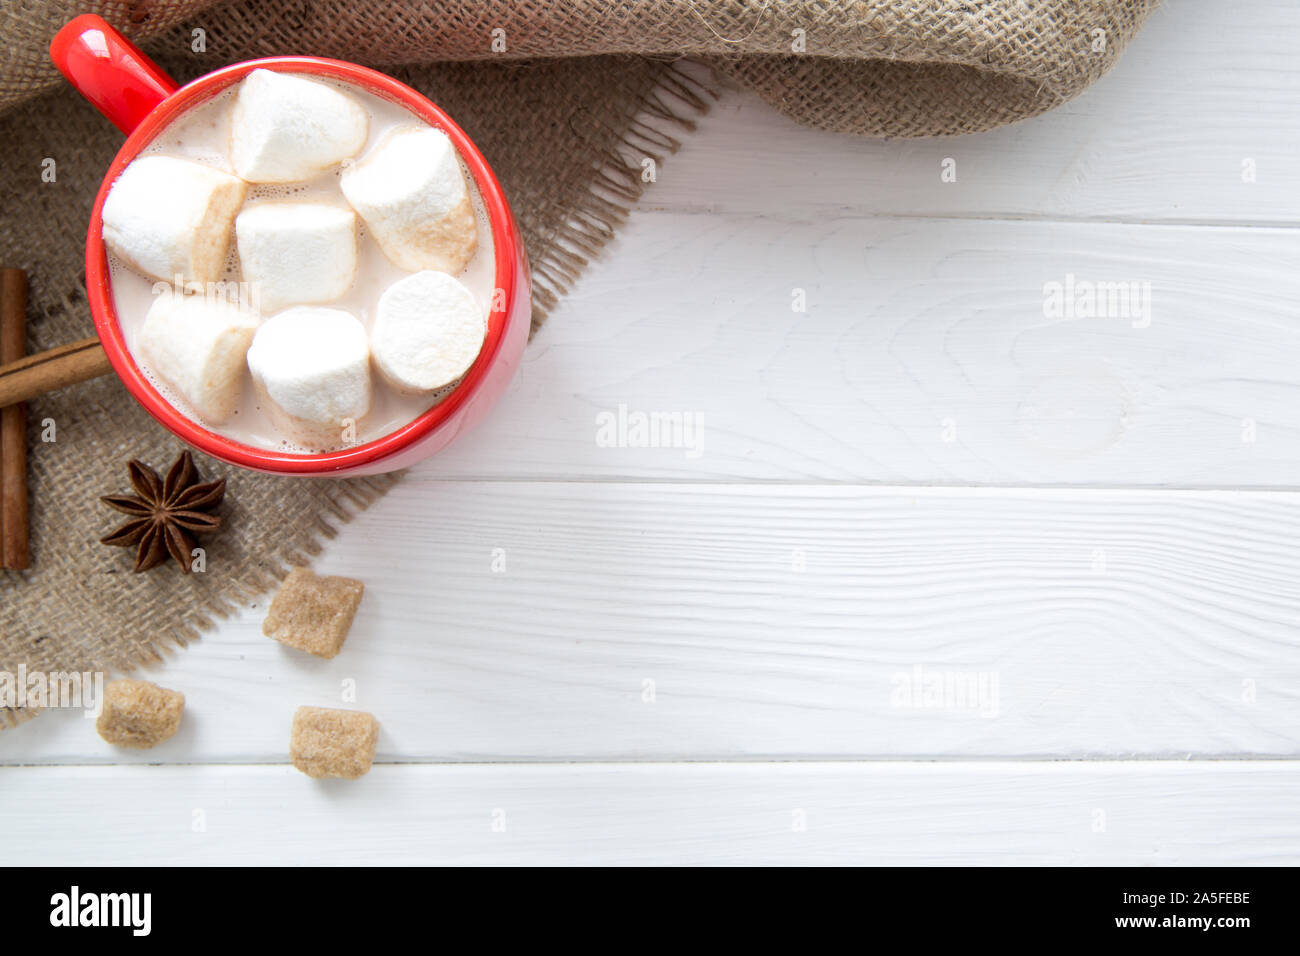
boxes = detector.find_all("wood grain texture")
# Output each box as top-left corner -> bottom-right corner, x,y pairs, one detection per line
5,485 -> 1297,762
661,4 -> 1300,224
414,212 -> 1300,486
1,762 -> 1295,865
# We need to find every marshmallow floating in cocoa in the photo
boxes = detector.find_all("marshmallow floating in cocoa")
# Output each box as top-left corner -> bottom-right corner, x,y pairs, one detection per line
138,289 -> 258,424
246,307 -> 371,437
230,69 -> 368,183
236,202 -> 357,313
370,270 -> 487,394
102,155 -> 245,285
339,126 -> 478,273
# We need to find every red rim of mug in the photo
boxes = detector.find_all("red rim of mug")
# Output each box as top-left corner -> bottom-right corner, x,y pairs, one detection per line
85,56 -> 520,474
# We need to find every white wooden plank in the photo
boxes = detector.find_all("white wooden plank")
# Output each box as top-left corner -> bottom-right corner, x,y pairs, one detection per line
417,211 -> 1300,486
1,761 -> 1295,865
657,2 -> 1300,223
5,484 -> 1298,762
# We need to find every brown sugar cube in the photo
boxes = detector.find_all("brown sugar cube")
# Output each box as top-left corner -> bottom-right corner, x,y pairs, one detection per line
290,706 -> 379,779
96,679 -> 184,749
262,566 -> 364,659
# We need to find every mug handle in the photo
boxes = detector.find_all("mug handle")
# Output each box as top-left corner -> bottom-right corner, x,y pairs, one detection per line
49,14 -> 178,135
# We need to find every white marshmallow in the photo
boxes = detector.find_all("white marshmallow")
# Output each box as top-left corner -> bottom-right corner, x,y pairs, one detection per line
230,69 -> 368,182
138,289 -> 258,424
246,307 -> 371,435
370,271 -> 487,394
236,202 -> 357,313
102,155 -> 245,285
339,126 -> 478,273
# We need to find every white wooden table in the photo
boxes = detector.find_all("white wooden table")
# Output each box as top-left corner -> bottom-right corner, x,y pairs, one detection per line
4,3 -> 1300,865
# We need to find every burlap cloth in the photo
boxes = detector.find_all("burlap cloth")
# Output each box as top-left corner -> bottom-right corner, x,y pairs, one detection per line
0,0 -> 1157,727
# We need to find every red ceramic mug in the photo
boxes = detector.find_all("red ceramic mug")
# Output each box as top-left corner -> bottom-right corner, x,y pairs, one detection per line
49,15 -> 530,476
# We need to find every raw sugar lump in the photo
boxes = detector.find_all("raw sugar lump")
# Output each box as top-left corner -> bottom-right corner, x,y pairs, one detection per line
290,706 -> 379,779
96,679 -> 184,749
262,566 -> 364,659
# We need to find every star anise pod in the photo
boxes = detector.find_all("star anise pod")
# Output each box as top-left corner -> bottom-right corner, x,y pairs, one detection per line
100,451 -> 226,573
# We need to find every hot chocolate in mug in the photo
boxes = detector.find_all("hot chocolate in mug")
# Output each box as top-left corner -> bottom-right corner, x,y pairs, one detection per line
49,14 -> 531,476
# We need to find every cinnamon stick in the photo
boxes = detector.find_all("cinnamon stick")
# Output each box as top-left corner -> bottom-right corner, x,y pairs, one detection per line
1,268 -> 30,569
0,336 -> 110,409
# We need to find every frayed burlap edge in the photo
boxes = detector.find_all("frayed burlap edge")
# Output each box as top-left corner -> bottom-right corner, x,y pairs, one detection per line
528,58 -> 718,327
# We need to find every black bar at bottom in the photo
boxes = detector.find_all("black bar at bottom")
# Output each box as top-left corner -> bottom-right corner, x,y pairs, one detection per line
4,866 -> 1285,941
